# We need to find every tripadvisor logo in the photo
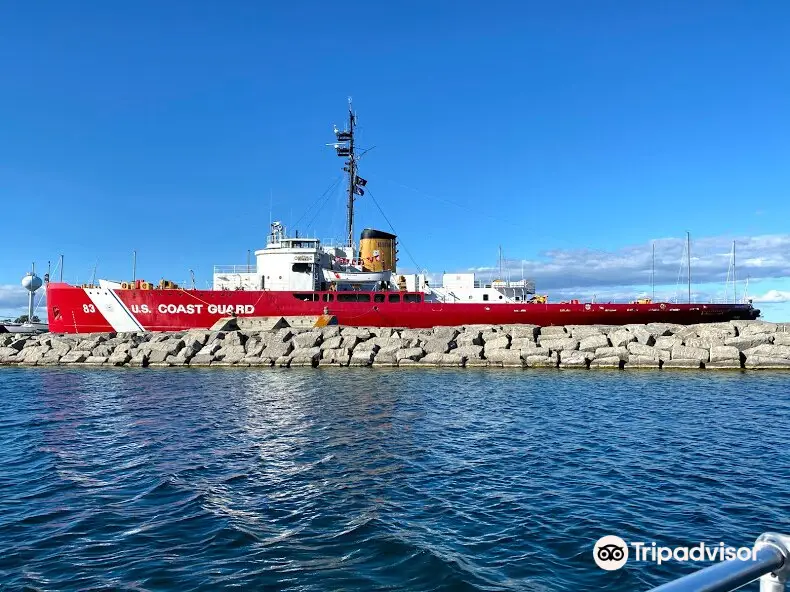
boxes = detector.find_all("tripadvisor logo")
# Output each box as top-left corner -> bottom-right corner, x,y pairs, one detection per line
593,535 -> 758,571
594,535 -> 629,571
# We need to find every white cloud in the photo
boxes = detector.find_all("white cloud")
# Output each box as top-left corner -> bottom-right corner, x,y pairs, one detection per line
752,290 -> 790,303
0,284 -> 46,319
466,234 -> 790,293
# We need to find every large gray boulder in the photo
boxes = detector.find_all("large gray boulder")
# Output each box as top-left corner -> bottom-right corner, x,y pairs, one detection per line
149,339 -> 185,356
709,346 -> 741,363
675,326 -> 700,341
320,335 -> 343,350
743,344 -> 790,359
745,356 -> 790,369
663,359 -> 702,369
645,323 -> 679,337
539,326 -> 567,337
341,327 -> 373,340
349,349 -> 375,366
589,356 -> 623,368
655,336 -> 682,350
697,325 -> 737,342
38,353 -> 63,366
373,337 -> 407,350
319,348 -> 352,366
423,338 -> 453,354
538,337 -> 579,353
484,335 -> 511,350
0,347 -> 20,362
84,356 -> 108,365
609,329 -> 636,348
59,350 -> 88,364
627,342 -> 662,359
526,352 -> 558,368
418,352 -> 464,367
432,326 -> 460,341
509,337 -> 535,350
740,322 -> 778,335
685,337 -> 722,349
671,345 -> 709,363
517,342 -> 546,357
773,333 -> 790,346
372,327 -> 397,338
223,331 -> 248,347
108,351 -> 132,366
569,326 -> 604,339
455,345 -> 484,360
485,349 -> 523,366
290,347 -> 321,367
509,325 -> 539,339
629,326 -> 656,346
724,334 -> 772,351
396,347 -> 425,362
212,345 -> 246,365
293,332 -> 322,349
593,346 -> 629,361
578,334 -> 609,352
372,348 -> 400,366
627,355 -> 660,368
705,360 -> 743,369
263,340 -> 294,359
320,326 -> 341,339
456,330 -> 484,347
559,350 -> 589,368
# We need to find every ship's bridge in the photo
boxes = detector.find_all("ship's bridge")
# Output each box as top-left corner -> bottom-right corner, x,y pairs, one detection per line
213,222 -> 328,292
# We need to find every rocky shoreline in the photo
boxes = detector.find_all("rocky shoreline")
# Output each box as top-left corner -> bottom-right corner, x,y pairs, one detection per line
2,320 -> 790,370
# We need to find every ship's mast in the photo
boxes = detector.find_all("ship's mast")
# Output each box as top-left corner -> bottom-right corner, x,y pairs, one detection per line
332,98 -> 367,248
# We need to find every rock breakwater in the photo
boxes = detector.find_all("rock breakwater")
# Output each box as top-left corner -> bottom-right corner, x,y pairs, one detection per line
2,321 -> 789,370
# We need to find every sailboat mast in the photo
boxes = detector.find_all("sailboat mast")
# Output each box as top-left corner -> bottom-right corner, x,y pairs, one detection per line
687,231 -> 691,304
651,242 -> 655,301
733,240 -> 737,303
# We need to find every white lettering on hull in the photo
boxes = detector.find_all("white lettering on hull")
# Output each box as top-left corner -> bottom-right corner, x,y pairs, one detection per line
153,303 -> 254,315
207,304 -> 254,315
157,304 -> 204,315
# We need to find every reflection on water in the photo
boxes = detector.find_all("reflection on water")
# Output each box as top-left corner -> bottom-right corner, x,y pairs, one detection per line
1,367 -> 789,591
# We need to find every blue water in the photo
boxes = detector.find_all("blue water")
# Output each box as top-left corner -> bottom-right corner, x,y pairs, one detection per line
1,368 -> 789,591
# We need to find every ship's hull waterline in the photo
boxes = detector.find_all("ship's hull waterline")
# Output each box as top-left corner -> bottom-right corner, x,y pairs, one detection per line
45,283 -> 760,333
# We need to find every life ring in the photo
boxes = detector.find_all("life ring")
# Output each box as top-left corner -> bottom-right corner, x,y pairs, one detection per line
584,303 -> 591,310
660,303 -> 666,310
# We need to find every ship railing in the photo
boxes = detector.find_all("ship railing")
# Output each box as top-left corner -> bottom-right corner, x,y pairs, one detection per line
320,239 -> 356,250
213,265 -> 257,274
474,279 -> 537,290
646,533 -> 790,592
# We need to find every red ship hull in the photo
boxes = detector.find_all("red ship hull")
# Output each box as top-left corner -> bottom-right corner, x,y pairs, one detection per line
45,283 -> 760,333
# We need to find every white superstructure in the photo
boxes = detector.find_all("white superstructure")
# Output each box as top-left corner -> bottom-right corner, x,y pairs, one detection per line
212,222 -> 536,304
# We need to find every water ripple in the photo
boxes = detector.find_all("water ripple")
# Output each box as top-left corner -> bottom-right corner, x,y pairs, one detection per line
0,367 -> 789,590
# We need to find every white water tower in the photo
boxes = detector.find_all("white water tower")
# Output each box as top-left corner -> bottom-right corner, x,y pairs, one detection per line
21,263 -> 43,324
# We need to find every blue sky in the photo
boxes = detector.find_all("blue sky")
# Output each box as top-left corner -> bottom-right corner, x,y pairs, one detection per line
2,1 -> 789,319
